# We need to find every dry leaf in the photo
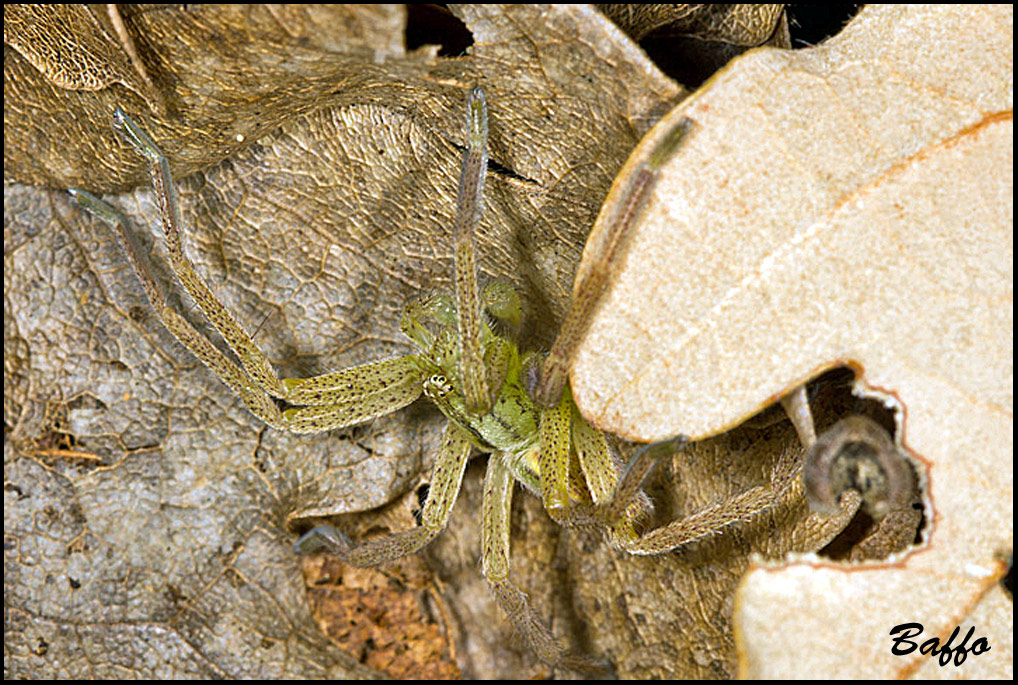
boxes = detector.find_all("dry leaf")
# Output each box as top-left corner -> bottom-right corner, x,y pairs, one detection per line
598,4 -> 784,44
570,4 -> 1012,678
3,4 -> 166,114
597,4 -> 791,89
734,114 -> 1012,679
4,4 -> 412,191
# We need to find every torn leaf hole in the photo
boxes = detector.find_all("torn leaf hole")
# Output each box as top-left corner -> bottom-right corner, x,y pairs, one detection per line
790,368 -> 926,561
404,4 -> 473,57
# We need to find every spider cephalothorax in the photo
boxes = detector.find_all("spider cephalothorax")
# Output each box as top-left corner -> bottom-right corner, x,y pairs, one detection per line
72,88 -> 823,670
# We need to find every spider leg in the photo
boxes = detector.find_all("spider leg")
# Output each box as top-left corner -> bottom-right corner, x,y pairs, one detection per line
571,411 -> 650,541
536,117 -> 696,408
453,87 -> 493,416
113,109 -> 293,400
602,437 -> 805,556
295,422 -> 472,564
535,389 -> 573,522
531,391 -> 630,529
70,189 -> 287,428
780,384 -> 817,447
72,133 -> 424,434
481,335 -> 514,406
481,452 -> 603,672
280,356 -> 424,433
570,410 -> 619,506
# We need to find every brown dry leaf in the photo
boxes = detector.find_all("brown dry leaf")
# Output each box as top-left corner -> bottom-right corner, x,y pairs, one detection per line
598,4 -> 790,91
3,4 -> 781,195
570,3 -> 1012,678
4,4 -> 411,191
4,4 -> 711,679
3,4 -> 167,115
598,4 -> 784,44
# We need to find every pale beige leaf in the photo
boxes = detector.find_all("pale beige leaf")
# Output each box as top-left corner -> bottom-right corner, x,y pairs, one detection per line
734,116 -> 1011,678
571,4 -> 1012,678
573,3 -> 1011,441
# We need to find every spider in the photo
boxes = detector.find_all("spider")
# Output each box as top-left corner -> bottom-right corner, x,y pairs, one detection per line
70,87 -> 876,671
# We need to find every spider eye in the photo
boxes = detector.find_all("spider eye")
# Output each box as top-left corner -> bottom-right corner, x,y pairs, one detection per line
424,374 -> 453,398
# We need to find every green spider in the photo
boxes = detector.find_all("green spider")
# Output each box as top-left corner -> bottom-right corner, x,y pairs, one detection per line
72,88 -> 811,670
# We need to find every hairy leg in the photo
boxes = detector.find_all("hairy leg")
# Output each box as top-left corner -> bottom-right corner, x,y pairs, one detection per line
74,114 -> 425,434
452,87 -> 492,415
536,117 -> 696,408
535,390 -> 573,522
481,453 -> 601,671
588,433 -> 804,555
295,422 -> 473,563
